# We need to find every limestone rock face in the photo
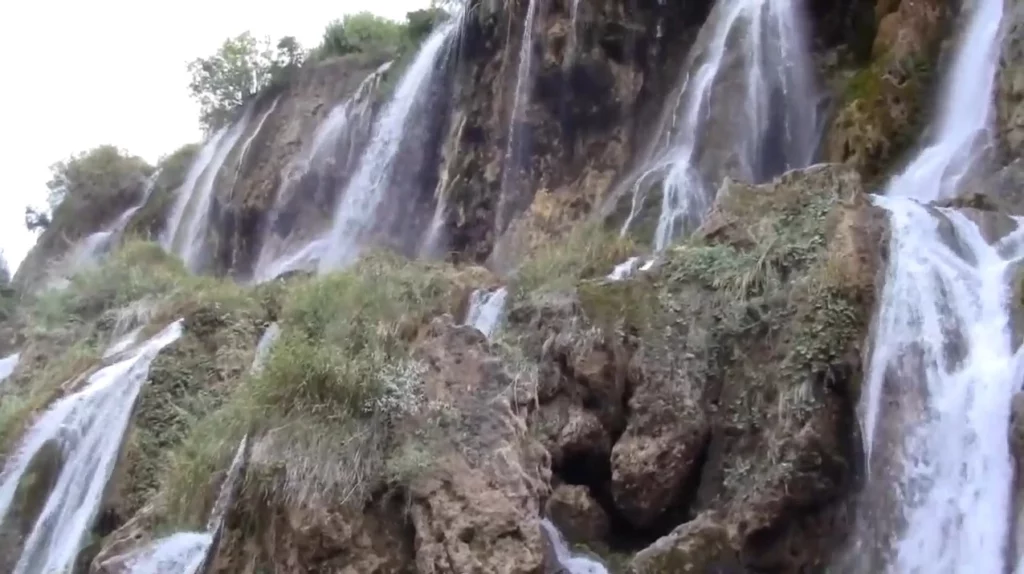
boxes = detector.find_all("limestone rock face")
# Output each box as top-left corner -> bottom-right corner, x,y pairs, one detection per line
407,318 -> 551,574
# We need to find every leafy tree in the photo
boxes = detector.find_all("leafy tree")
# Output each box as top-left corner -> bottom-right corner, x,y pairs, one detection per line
188,33 -> 305,132
26,145 -> 151,233
314,12 -> 405,60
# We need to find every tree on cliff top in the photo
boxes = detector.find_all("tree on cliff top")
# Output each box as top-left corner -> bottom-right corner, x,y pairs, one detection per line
188,33 -> 304,132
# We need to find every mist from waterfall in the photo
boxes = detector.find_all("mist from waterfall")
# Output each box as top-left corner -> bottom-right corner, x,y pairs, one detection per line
0,321 -> 183,574
319,7 -> 464,272
618,0 -> 819,249
844,0 -> 1020,571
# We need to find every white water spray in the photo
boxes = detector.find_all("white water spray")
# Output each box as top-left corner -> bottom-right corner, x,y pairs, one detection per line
0,321 -> 183,574
319,12 -> 462,271
618,0 -> 818,249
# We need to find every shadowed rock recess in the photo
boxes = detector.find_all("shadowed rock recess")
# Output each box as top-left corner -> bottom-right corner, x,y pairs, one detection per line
11,0 -> 1024,571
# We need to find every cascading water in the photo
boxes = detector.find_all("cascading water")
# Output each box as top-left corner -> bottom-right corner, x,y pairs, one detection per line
540,518 -> 608,574
465,287 -> 508,339
163,107 -> 256,271
319,9 -> 463,271
495,0 -> 541,233
617,0 -> 818,250
251,63 -> 389,282
0,321 -> 183,574
845,0 -> 1022,571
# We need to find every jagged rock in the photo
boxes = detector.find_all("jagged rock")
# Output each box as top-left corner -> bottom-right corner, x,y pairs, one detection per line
611,349 -> 710,529
628,512 -> 739,574
545,485 -> 610,545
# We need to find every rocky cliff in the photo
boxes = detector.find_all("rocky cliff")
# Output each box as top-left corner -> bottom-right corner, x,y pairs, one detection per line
4,0 -> 1022,572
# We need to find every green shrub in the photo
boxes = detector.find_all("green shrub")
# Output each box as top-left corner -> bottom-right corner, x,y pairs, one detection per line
159,252 -> 460,525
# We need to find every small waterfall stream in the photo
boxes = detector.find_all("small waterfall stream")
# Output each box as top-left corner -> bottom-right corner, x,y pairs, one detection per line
618,0 -> 818,249
163,108 -> 257,271
847,0 -> 1021,571
496,0 -> 541,233
0,321 -> 183,574
319,10 -> 463,271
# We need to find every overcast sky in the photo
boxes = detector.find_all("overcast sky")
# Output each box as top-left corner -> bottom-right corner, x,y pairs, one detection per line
0,0 -> 426,271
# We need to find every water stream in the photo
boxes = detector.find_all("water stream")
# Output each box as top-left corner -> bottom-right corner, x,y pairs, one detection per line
0,320 -> 183,574
618,0 -> 818,249
319,10 -> 463,271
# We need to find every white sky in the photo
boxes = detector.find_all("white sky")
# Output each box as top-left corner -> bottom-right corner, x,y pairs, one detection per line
0,0 -> 426,271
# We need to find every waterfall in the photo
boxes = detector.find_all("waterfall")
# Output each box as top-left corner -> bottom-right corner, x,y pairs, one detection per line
540,519 -> 608,574
319,10 -> 463,272
618,0 -> 818,250
0,320 -> 183,574
163,108 -> 256,272
251,63 -> 389,283
847,0 -> 1018,571
566,0 -> 582,67
465,287 -> 508,339
496,0 -> 541,233
0,352 -> 19,385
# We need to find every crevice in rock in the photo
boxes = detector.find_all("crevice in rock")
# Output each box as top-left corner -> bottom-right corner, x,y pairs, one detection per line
553,429 -> 711,553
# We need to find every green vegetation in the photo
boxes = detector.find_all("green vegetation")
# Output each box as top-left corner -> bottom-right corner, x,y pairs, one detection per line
311,9 -> 447,62
159,252 -> 463,527
188,32 -> 305,132
125,143 -> 201,241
